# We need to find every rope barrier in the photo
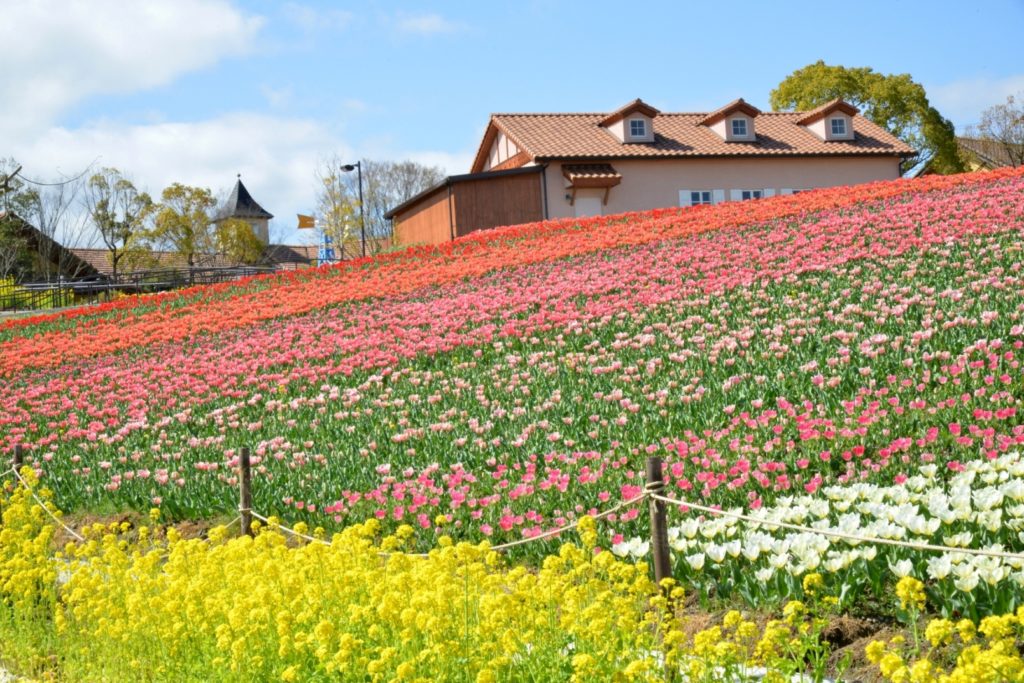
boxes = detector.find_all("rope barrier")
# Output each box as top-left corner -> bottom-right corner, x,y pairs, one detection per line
488,492 -> 648,552
16,456 -> 1024,564
649,489 -> 1024,562
7,466 -> 85,542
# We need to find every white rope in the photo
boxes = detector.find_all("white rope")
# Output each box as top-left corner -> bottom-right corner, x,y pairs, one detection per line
7,466 -> 85,542
249,492 -> 650,558
488,492 -> 648,552
650,489 -> 1024,562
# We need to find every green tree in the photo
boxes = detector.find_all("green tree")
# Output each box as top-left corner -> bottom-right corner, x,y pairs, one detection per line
215,217 -> 265,265
85,168 -> 154,280
771,61 -> 964,175
150,183 -> 218,269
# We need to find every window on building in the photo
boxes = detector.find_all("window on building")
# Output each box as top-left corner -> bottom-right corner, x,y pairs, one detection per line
629,119 -> 647,138
740,190 -> 763,201
830,118 -> 847,136
731,119 -> 748,137
690,191 -> 713,205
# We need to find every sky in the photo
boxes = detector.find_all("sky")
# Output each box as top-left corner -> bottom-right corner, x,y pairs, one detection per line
3,0 -> 1023,245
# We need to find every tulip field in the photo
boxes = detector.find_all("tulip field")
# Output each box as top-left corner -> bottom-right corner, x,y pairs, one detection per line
2,167 -> 1024,681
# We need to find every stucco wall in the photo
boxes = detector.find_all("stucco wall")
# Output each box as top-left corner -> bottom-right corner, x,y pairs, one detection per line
545,156 -> 901,219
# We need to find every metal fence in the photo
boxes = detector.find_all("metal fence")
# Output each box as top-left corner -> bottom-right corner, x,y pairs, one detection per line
0,265 -> 279,313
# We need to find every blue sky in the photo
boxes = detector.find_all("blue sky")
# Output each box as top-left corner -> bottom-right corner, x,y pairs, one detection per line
4,0 -> 1023,244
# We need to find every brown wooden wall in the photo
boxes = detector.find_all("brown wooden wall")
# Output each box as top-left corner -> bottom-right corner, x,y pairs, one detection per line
453,171 -> 544,238
393,187 -> 453,246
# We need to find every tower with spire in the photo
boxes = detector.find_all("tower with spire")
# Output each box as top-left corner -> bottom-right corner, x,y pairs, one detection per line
216,175 -> 274,244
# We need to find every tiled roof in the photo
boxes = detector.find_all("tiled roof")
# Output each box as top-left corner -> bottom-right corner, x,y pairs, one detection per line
562,163 -> 622,181
563,163 -> 623,191
484,111 -> 910,163
958,137 -> 1024,169
262,244 -> 318,265
68,244 -> 319,276
68,248 -> 243,275
471,100 -> 912,171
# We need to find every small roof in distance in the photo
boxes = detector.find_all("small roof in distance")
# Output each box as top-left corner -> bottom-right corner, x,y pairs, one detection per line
220,177 -> 274,220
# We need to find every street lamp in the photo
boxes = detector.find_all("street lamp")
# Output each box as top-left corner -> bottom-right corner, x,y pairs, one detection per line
340,161 -> 366,258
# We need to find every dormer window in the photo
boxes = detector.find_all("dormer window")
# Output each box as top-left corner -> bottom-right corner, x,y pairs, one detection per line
599,99 -> 660,143
796,99 -> 858,141
699,98 -> 761,142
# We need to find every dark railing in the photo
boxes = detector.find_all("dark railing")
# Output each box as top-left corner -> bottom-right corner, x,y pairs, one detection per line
1,265 -> 279,313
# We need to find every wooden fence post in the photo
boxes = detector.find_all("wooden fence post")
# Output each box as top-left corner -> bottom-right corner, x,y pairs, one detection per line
646,456 -> 672,593
13,444 -> 23,471
239,446 -> 253,537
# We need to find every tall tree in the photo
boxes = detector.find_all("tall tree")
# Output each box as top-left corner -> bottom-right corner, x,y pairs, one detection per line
313,157 -> 445,257
84,168 -> 154,280
0,160 -> 32,280
770,61 -> 964,175
149,183 -> 218,269
971,93 -> 1024,168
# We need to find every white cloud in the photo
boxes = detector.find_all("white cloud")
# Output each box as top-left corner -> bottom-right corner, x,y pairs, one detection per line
11,114 -> 344,244
281,3 -> 353,32
393,12 -> 462,35
0,0 -> 262,137
928,74 -> 1024,129
9,114 -> 471,245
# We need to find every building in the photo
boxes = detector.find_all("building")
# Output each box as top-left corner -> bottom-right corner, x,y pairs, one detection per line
954,137 -> 1023,171
387,98 -> 915,246
216,175 -> 274,244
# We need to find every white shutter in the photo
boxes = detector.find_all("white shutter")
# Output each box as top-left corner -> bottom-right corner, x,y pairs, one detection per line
780,188 -> 793,196
763,188 -> 776,197
679,190 -> 692,207
730,189 -> 743,201
712,189 -> 726,205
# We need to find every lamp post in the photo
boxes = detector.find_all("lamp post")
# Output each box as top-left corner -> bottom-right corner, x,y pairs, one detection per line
340,161 -> 366,258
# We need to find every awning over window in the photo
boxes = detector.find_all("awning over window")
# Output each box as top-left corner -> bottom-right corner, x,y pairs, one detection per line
562,163 -> 622,205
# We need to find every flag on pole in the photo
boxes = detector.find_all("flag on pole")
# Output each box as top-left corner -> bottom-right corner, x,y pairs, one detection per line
297,214 -> 316,229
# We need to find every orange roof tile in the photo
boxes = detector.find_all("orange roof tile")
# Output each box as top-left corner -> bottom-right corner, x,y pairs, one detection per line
472,112 -> 910,169
562,163 -> 622,188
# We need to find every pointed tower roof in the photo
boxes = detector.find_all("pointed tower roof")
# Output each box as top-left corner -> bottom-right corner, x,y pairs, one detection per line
222,176 -> 274,220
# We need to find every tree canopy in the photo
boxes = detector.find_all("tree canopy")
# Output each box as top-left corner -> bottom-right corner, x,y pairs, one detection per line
150,183 -> 219,268
85,167 -> 154,279
770,61 -> 964,175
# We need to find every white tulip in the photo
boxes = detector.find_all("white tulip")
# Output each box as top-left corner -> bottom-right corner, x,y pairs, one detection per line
890,559 -> 914,578
686,552 -> 706,571
927,555 -> 952,580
